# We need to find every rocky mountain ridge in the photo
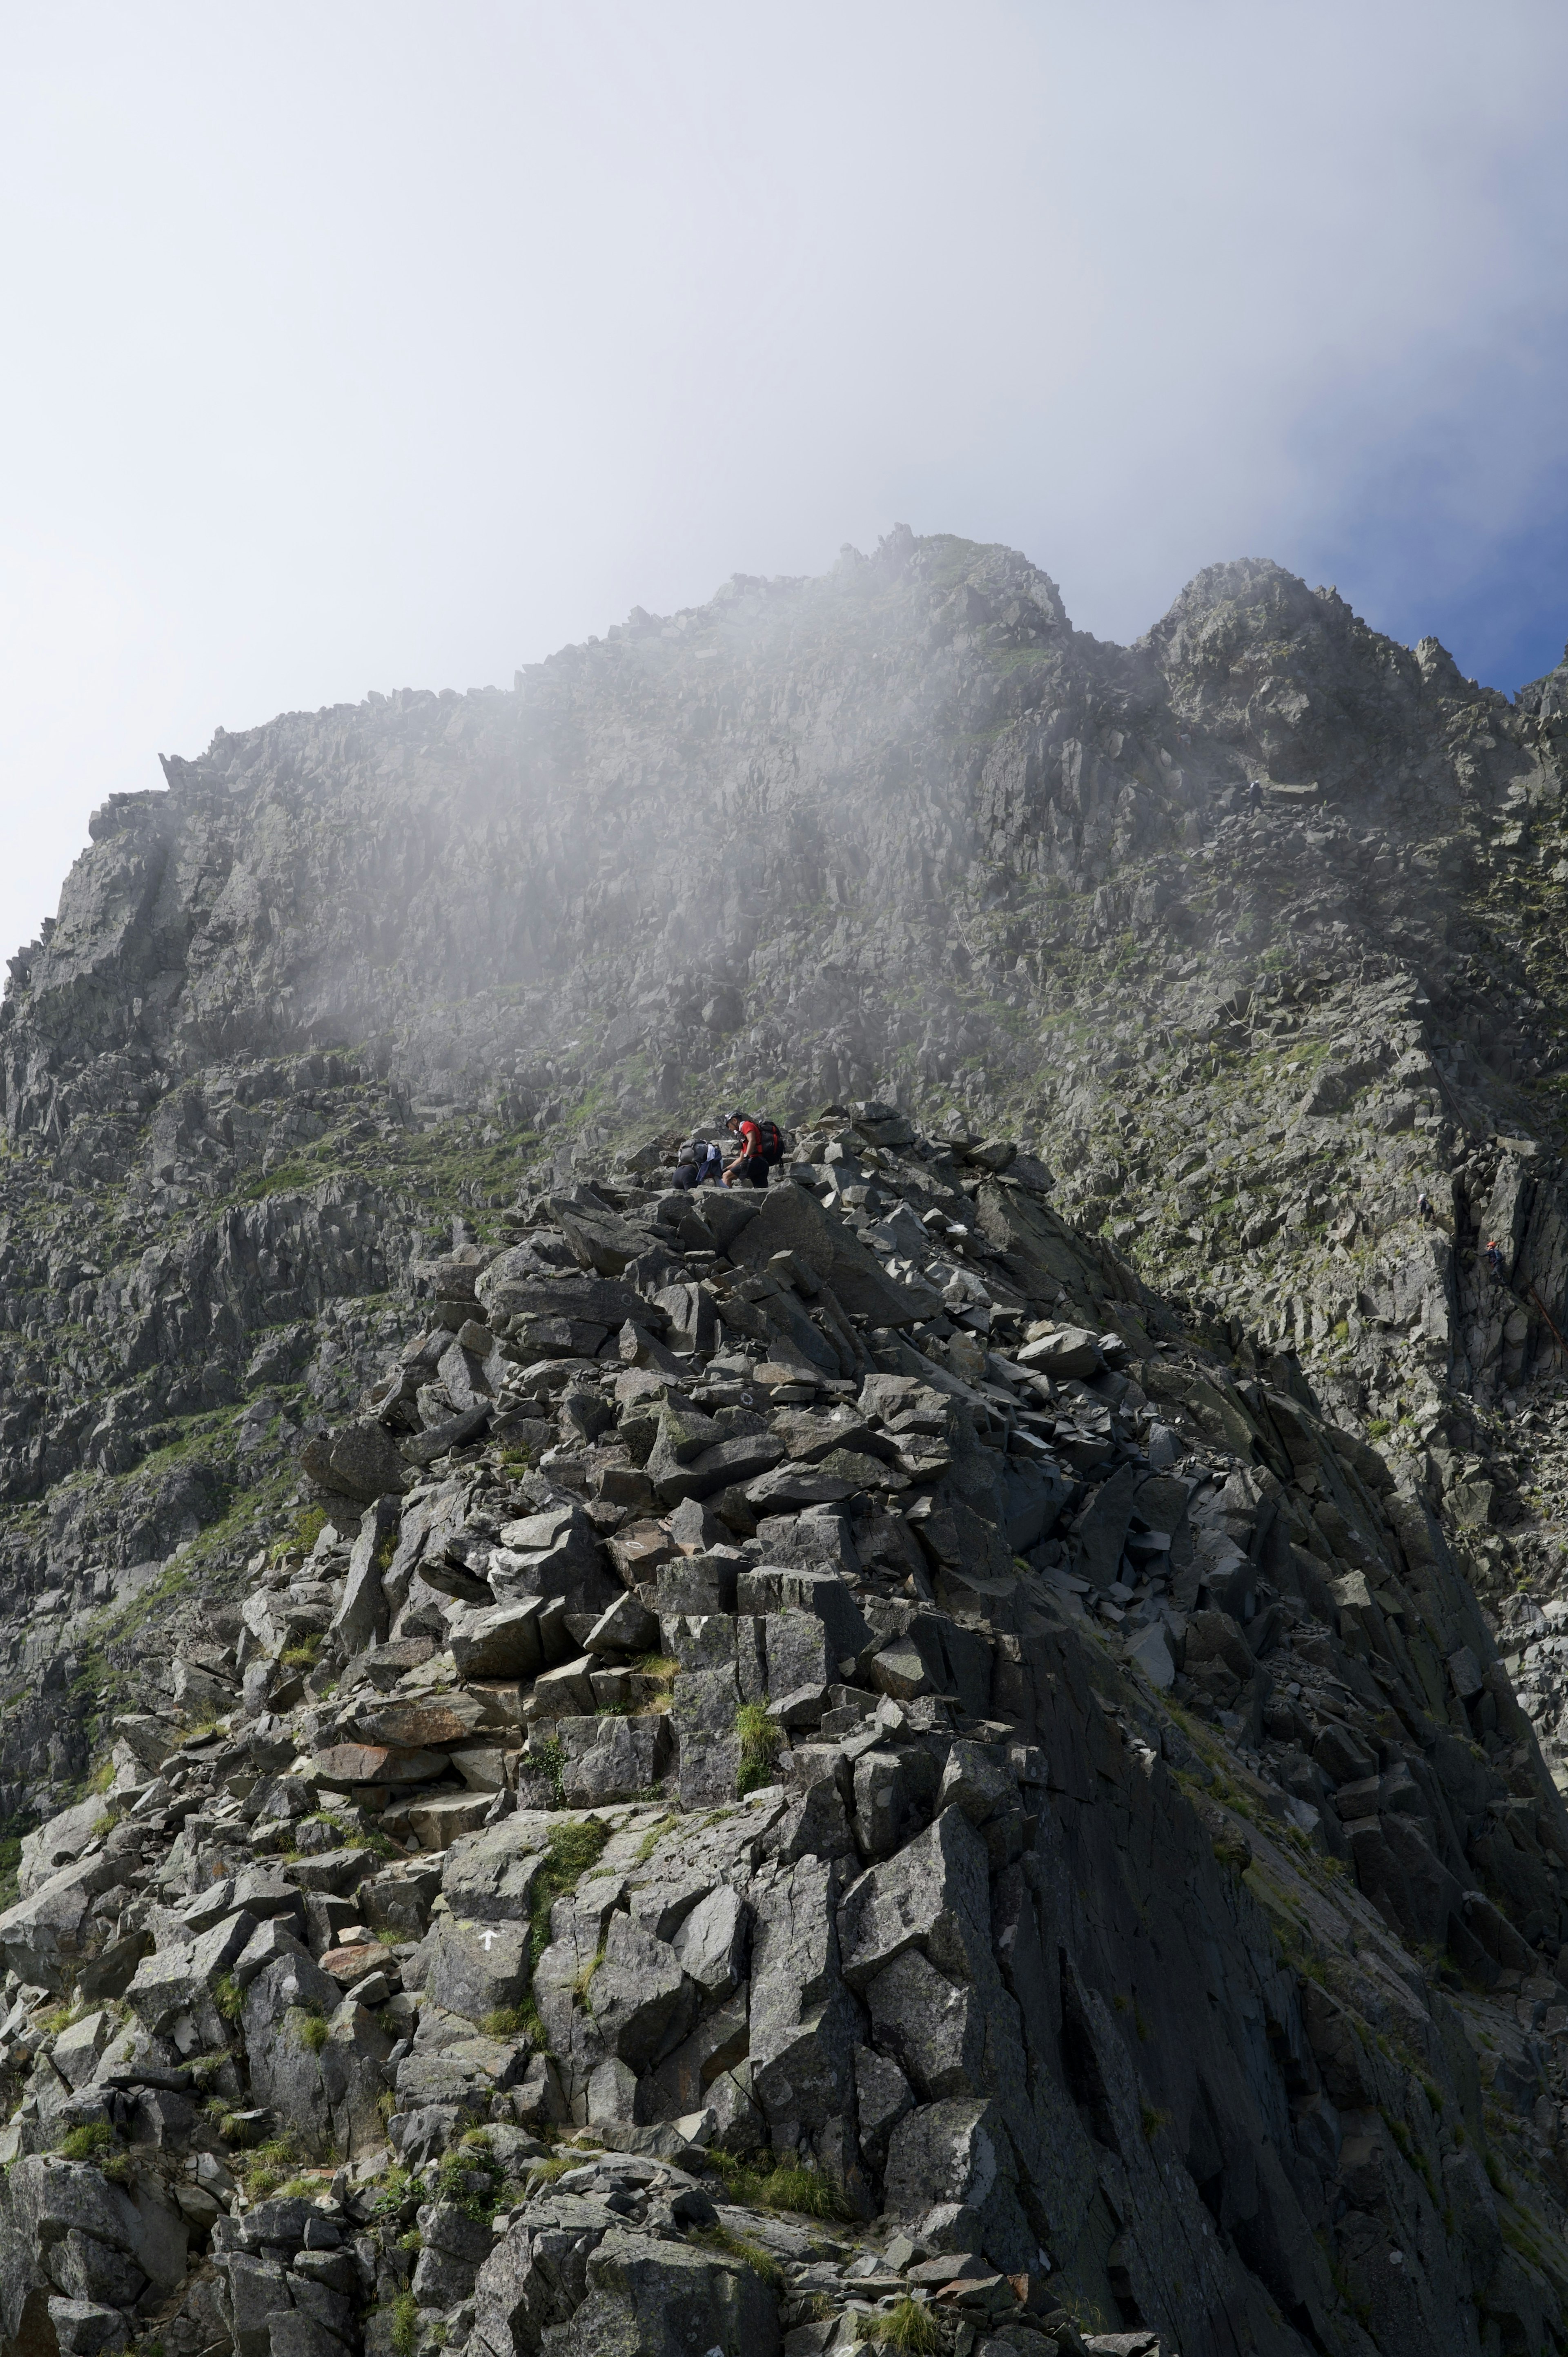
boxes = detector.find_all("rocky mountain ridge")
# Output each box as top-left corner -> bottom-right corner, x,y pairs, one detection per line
0,532 -> 1567,2355
3,1118 -> 1568,2357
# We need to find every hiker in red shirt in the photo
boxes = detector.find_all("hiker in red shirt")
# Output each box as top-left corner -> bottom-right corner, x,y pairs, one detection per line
723,1110 -> 785,1188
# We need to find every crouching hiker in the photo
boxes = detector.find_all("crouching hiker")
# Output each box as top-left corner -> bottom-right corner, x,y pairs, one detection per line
722,1110 -> 787,1188
671,1135 -> 724,1189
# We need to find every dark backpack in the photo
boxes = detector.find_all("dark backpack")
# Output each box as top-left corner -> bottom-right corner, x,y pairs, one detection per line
754,1119 -> 787,1164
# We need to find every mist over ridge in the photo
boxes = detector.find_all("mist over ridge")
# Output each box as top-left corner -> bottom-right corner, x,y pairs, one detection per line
0,521 -> 1566,2354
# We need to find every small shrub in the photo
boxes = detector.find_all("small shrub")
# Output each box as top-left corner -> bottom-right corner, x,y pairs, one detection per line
860,2299 -> 941,2353
391,2291 -> 421,2357
372,2165 -> 419,2217
241,2134 -> 302,2200
526,2155 -> 575,2188
482,2007 -> 528,2037
434,2137 -> 505,2221
760,2160 -> 846,2219
272,1505 -> 329,1566
1210,1826 -> 1252,1875
294,2004 -> 330,2054
735,1702 -> 782,1798
214,1973 -> 244,2024
87,1761 -> 115,1796
705,2149 -> 851,2221
526,1820 -> 611,1975
535,1735 -> 567,1810
572,1946 -> 606,2005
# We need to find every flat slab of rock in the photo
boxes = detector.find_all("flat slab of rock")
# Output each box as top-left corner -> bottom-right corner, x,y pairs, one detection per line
312,1743 -> 448,1787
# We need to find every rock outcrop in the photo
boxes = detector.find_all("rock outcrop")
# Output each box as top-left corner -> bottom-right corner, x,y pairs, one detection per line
0,533 -> 1567,2355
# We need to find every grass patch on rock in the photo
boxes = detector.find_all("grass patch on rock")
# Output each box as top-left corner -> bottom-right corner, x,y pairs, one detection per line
690,2223 -> 785,2292
705,2148 -> 851,2220
735,1701 -> 782,1797
858,2298 -> 940,2352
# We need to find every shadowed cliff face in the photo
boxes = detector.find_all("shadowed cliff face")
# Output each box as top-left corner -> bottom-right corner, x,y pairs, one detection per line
0,534 -> 1566,2356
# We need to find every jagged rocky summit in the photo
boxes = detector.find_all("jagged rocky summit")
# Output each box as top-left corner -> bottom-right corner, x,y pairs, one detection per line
1,535 -> 1568,2357
1,1113 -> 1567,2357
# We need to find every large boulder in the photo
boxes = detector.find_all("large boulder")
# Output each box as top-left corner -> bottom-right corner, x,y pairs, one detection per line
476,1260 -> 646,1330
328,1495 -> 401,1654
588,1915 -> 695,2069
422,1915 -> 532,2023
865,1949 -> 987,2100
441,1820 -> 553,1924
0,1855 -> 121,1993
300,1418 -> 410,1503
0,2158 -> 189,2352
122,1908 -> 256,2042
470,2196 -> 612,2357
837,1808 -> 992,1993
18,1802 -> 108,1901
241,1952 -> 391,2156
447,1601 -> 547,1680
748,1855 -> 858,2150
728,1186 -> 941,1326
557,1715 -> 670,1806
492,1507 -> 619,1619
541,2227 -> 782,2357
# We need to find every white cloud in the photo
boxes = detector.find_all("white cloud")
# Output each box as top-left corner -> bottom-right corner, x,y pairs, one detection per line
2,0 -> 1567,965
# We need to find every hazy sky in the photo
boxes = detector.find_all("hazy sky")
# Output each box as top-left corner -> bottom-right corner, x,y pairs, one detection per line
4,2 -> 1568,971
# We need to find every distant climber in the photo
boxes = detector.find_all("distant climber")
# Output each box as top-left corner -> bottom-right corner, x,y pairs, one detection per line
723,1110 -> 786,1188
1247,779 -> 1263,817
671,1135 -> 724,1190
1485,1236 -> 1506,1280
1417,1190 -> 1433,1222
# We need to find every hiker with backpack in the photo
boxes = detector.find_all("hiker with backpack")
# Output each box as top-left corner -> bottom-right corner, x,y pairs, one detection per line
723,1110 -> 786,1188
670,1135 -> 725,1190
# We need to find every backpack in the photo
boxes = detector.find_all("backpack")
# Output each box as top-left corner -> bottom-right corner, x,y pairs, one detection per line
754,1119 -> 787,1164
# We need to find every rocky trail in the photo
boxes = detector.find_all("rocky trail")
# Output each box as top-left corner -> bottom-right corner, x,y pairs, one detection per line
2,1118 -> 1567,2357
0,534 -> 1567,2355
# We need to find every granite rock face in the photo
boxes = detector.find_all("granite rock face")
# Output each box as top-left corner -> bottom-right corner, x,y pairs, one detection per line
0,536 -> 1566,2354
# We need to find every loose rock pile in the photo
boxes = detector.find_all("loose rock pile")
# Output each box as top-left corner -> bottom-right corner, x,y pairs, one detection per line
4,1119 -> 1568,2357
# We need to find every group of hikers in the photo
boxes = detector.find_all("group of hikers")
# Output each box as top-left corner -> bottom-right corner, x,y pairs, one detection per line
671,1110 -> 788,1191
